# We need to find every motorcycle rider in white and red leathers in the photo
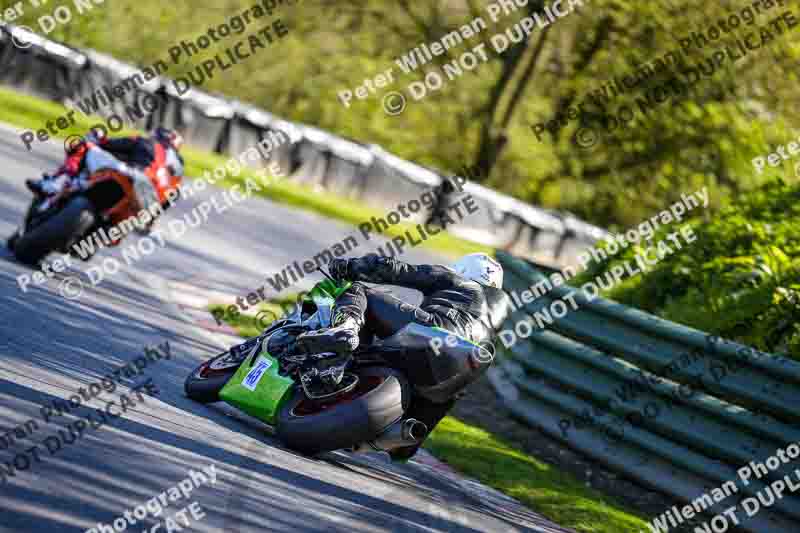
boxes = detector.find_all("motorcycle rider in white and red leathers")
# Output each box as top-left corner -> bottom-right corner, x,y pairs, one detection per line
27,127 -> 185,218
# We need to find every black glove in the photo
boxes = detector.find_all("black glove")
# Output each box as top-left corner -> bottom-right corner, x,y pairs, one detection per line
330,254 -> 390,282
349,254 -> 380,278
329,258 -> 351,281
349,254 -> 395,282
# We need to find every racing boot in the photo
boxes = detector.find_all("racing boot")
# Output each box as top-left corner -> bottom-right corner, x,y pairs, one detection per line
26,174 -> 71,198
296,313 -> 363,355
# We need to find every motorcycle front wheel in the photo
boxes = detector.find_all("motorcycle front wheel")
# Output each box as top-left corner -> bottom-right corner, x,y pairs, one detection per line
184,347 -> 253,404
6,231 -> 19,251
13,197 -> 95,265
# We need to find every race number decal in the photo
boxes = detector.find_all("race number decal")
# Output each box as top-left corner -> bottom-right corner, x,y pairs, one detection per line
242,357 -> 273,391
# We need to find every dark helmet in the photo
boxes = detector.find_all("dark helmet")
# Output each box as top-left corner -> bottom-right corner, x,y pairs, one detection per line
152,127 -> 184,151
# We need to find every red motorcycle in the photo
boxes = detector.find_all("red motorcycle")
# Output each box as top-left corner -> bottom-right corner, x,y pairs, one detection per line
8,165 -> 180,265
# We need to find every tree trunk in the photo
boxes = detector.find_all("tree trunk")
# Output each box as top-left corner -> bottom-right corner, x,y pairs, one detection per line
472,2 -> 549,182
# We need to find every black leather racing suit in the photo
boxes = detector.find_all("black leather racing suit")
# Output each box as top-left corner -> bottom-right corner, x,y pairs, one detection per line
333,254 -> 508,350
102,136 -> 158,168
103,136 -> 185,176
329,254 -> 509,449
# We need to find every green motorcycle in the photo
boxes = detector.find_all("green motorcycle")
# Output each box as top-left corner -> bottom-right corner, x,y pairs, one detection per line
184,276 -> 493,456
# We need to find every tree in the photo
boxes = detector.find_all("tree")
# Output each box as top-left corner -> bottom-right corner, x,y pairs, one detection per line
14,0 -> 800,228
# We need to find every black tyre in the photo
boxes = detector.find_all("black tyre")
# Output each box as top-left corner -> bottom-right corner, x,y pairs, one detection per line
276,366 -> 410,455
6,231 -> 19,251
14,197 -> 96,265
185,350 -> 249,404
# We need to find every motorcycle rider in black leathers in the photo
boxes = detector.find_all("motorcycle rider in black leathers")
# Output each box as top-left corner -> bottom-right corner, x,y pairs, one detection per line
296,252 -> 509,460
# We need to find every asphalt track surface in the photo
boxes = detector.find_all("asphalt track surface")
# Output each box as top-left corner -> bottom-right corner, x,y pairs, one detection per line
0,124 -> 572,533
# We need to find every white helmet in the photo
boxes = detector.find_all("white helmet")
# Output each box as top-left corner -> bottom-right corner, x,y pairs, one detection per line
452,253 -> 503,289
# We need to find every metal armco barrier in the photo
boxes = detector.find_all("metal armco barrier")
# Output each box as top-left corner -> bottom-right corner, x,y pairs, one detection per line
491,252 -> 800,533
0,24 -> 607,268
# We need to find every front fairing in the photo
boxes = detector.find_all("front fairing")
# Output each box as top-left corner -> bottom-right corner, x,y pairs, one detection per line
219,336 -> 295,425
218,278 -> 352,424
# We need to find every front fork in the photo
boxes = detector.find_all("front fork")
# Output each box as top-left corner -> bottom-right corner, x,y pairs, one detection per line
23,189 -> 70,231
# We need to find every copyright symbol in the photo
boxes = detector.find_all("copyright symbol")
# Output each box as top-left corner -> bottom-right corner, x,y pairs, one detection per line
11,27 -> 33,50
60,277 -> 84,301
256,309 -> 277,329
383,92 -> 406,116
471,343 -> 495,366
574,127 -> 599,150
64,135 -> 84,153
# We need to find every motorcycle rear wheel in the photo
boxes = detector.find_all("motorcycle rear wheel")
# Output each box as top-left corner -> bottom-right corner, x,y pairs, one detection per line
14,197 -> 96,265
276,366 -> 410,455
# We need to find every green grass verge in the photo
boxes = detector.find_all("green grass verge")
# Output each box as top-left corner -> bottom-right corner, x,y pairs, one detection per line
425,417 -> 648,533
211,300 -> 647,533
209,294 -> 298,338
0,85 -> 489,259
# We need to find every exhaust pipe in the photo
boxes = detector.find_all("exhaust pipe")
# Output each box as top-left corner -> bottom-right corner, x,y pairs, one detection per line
351,418 -> 428,453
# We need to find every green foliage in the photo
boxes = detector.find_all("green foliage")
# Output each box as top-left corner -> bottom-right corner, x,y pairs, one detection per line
573,179 -> 800,359
13,0 -> 800,228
